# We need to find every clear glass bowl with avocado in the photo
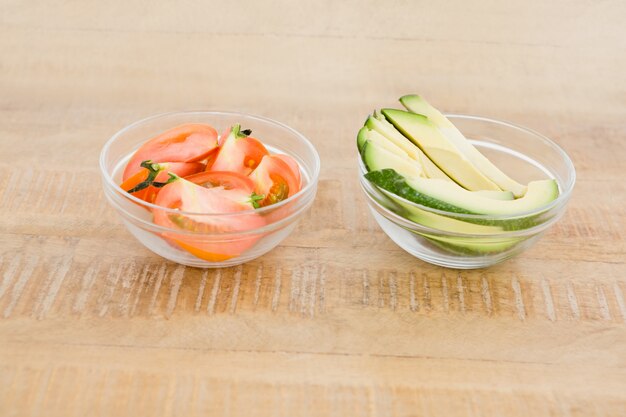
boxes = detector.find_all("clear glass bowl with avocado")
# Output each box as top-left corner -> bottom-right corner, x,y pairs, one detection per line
358,95 -> 575,269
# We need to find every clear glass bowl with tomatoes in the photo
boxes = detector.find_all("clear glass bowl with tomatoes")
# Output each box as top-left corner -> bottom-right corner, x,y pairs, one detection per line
100,111 -> 320,268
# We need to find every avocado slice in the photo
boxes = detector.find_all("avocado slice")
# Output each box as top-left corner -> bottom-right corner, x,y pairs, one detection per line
361,141 -> 423,179
420,233 -> 522,254
364,128 -> 415,162
472,190 -> 514,200
404,176 -> 557,216
386,192 -> 503,234
371,179 -> 522,253
356,126 -> 368,152
400,95 -> 527,197
362,133 -> 517,201
365,169 -> 558,228
381,108 -> 501,192
393,203 -> 520,253
366,112 -> 451,181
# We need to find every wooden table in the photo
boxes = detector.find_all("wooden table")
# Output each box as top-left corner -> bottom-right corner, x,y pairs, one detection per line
1,1 -> 625,416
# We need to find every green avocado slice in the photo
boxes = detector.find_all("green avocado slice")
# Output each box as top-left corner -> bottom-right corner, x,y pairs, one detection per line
365,169 -> 558,229
365,112 -> 451,181
381,108 -> 502,192
361,140 -> 423,179
400,94 -> 527,197
356,126 -> 368,152
361,133 -> 516,201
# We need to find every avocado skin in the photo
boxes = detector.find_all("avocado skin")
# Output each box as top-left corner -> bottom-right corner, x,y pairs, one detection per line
364,169 -> 548,231
365,168 -> 471,215
365,169 -> 523,253
356,126 -> 368,152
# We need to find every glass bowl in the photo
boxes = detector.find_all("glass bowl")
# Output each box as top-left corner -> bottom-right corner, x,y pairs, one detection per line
359,114 -> 575,269
100,111 -> 320,268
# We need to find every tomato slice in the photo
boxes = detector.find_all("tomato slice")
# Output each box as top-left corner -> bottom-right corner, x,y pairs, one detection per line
123,123 -> 218,181
273,154 -> 301,188
249,155 -> 301,207
204,147 -> 220,171
208,125 -> 269,176
120,161 -> 205,203
153,178 -> 265,261
184,171 -> 255,193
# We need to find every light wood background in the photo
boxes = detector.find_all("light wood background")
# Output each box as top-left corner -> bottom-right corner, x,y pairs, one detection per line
1,1 -> 625,416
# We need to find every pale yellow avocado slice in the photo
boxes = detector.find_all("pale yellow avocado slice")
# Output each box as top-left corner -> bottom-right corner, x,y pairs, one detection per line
363,130 -> 426,177
382,190 -> 504,234
400,95 -> 527,197
361,140 -> 423,179
365,112 -> 451,181
366,130 -> 416,163
361,129 -> 517,201
381,108 -> 501,192
473,190 -> 514,200
361,127 -> 516,200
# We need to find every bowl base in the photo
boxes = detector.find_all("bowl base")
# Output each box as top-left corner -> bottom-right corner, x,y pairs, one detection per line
370,210 -> 540,269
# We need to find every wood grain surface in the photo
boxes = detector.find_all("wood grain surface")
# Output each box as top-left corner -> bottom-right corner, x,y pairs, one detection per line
1,1 -> 625,416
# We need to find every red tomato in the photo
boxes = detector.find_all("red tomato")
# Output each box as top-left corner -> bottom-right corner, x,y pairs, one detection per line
123,123 -> 218,181
184,171 -> 255,193
249,155 -> 301,207
120,161 -> 205,203
153,178 -> 265,262
273,154 -> 301,187
217,126 -> 229,147
208,125 -> 269,176
204,147 -> 220,171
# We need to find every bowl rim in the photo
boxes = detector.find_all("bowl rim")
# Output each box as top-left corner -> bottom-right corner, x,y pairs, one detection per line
100,110 -> 321,217
360,113 -> 576,221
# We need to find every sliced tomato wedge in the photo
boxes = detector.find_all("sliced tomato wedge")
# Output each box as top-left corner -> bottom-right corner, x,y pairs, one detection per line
153,178 -> 265,262
184,171 -> 255,193
123,123 -> 218,181
249,155 -> 301,207
204,147 -> 220,171
208,125 -> 269,176
217,126 -> 229,147
120,161 -> 205,203
273,154 -> 301,188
